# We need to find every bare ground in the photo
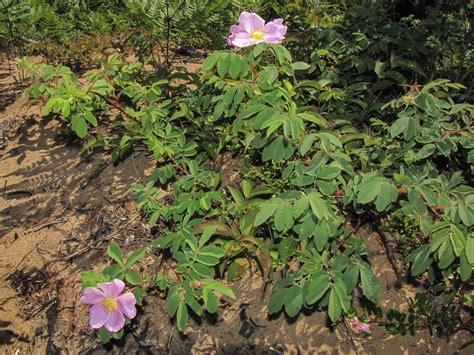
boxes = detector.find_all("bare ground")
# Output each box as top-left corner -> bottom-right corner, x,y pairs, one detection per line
0,57 -> 472,354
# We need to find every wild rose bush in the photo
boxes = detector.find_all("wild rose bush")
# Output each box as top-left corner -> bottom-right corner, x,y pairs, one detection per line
21,8 -> 473,342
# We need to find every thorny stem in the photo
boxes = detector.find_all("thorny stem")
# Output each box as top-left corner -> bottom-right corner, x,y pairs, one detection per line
444,125 -> 474,137
95,93 -> 138,124
168,155 -> 189,175
371,221 -> 403,288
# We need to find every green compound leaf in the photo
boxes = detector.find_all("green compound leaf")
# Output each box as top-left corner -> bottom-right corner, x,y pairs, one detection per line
360,266 -> 380,303
409,244 -> 432,276
466,237 -> 474,264
125,269 -> 143,285
167,292 -> 180,318
283,286 -> 303,317
184,292 -> 202,316
274,202 -> 294,231
202,279 -> 235,299
317,164 -> 341,180
176,301 -> 189,331
268,288 -> 287,314
203,287 -> 218,313
125,248 -> 146,268
217,53 -> 231,77
107,242 -> 124,264
201,52 -> 222,71
71,114 -> 88,138
328,277 -> 351,322
306,274 -> 330,305
254,202 -> 278,226
81,270 -> 105,288
228,54 -> 242,79
357,174 -> 382,204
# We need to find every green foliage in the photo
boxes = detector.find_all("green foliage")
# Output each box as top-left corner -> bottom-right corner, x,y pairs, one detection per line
1,0 -> 129,64
20,0 -> 474,342
130,0 -> 239,49
386,288 -> 466,336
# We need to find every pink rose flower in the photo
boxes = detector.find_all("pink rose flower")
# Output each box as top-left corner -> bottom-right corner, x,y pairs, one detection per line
80,279 -> 137,333
350,317 -> 372,334
227,12 -> 287,49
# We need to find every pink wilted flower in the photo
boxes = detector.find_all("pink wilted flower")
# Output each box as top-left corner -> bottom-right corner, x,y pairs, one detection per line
80,279 -> 137,333
350,317 -> 372,334
227,12 -> 287,49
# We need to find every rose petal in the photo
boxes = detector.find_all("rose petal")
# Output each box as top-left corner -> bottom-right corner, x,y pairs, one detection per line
117,292 -> 137,319
231,32 -> 256,48
264,19 -> 287,34
104,310 -> 125,333
239,12 -> 265,33
263,36 -> 284,44
264,19 -> 287,44
350,317 -> 372,334
360,323 -> 372,333
265,18 -> 283,27
89,304 -> 108,329
230,24 -> 244,35
80,287 -> 104,305
98,279 -> 125,297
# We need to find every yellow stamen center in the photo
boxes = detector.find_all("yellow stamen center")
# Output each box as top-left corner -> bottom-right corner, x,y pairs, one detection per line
250,30 -> 265,41
102,297 -> 118,313
402,93 -> 416,104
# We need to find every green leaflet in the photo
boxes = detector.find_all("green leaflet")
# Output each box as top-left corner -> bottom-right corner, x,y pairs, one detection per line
328,277 -> 351,322
306,274 -> 330,304
357,174 -> 383,204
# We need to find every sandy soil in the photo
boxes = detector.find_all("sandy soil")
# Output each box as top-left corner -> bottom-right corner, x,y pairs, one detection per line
0,57 -> 472,354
